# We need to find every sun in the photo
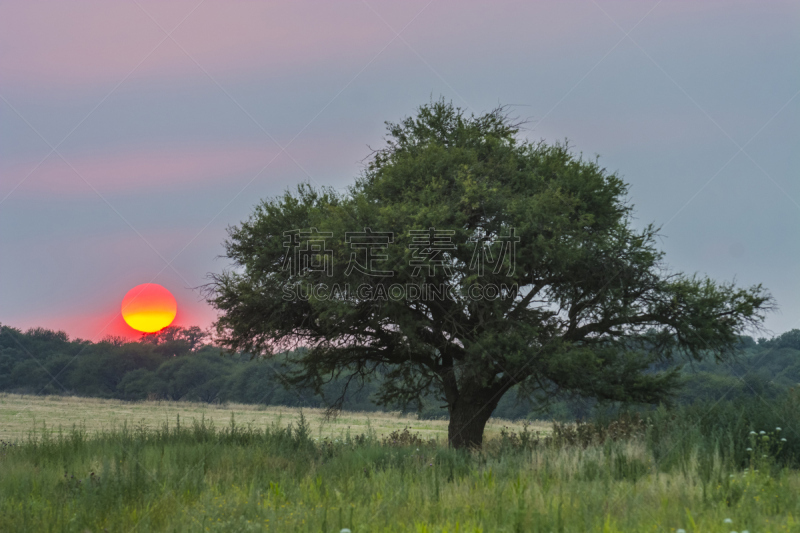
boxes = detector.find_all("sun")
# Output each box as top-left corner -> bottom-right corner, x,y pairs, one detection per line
121,283 -> 177,333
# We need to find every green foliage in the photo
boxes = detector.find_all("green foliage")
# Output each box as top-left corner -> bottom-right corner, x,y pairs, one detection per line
209,99 -> 773,447
4,321 -> 800,429
644,388 -> 800,472
0,323 -> 414,410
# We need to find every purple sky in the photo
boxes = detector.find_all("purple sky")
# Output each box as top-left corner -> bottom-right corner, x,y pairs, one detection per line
1,0 -> 798,341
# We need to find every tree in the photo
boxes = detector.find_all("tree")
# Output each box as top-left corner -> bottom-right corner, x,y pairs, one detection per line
762,329 -> 800,351
154,353 -> 231,402
139,326 -> 211,357
209,100 -> 774,448
70,343 -> 163,397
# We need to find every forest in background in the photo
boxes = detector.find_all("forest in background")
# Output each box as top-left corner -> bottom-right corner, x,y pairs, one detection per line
2,323 -> 799,420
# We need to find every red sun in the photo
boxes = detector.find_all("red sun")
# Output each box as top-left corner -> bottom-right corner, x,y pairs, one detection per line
121,283 -> 177,333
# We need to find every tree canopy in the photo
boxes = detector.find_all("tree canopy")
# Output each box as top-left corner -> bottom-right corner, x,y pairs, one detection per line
209,100 -> 773,448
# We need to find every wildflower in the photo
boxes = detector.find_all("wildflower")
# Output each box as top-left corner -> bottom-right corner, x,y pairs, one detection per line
746,448 -> 752,452
760,431 -> 766,435
750,431 -> 757,435
340,529 -> 352,533
781,438 -> 787,442
776,427 -> 781,431
676,530 -> 686,533
724,518 -> 733,524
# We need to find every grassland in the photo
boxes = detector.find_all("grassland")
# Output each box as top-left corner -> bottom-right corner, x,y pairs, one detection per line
3,393 -> 800,532
0,393 -> 544,443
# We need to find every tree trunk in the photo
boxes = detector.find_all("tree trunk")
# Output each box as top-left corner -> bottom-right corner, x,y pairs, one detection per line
447,397 -> 496,449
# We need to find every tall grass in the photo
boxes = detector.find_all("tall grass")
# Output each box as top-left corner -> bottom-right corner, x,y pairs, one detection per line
3,394 -> 800,532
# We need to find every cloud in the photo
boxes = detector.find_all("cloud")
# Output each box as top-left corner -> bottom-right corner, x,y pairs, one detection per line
0,0 -> 676,91
0,1 -> 390,89
0,137 -> 355,198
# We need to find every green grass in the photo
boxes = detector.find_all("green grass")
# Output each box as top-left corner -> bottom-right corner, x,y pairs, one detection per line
4,393 -> 800,532
0,393 -> 545,443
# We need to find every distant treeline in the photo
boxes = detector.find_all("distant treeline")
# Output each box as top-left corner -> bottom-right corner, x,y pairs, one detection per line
1,324 -> 799,420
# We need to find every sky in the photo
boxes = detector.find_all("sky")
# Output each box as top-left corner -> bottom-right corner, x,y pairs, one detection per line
1,0 -> 798,341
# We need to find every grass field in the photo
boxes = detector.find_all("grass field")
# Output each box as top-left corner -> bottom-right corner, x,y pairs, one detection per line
3,393 -> 800,532
0,393 -> 544,443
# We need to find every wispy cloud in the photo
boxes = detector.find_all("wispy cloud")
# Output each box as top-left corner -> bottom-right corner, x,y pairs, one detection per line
0,1 -> 390,89
1,137 -> 356,197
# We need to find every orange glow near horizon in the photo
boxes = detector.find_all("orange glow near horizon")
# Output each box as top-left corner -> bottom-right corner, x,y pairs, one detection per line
121,283 -> 177,333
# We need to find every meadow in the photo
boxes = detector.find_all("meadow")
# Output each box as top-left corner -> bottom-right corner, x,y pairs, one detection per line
0,393 -> 542,443
3,392 -> 800,532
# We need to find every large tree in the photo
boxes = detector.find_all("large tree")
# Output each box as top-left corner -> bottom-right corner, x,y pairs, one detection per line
209,101 -> 773,448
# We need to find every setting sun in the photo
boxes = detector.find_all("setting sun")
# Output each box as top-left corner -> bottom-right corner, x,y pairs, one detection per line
121,283 -> 177,333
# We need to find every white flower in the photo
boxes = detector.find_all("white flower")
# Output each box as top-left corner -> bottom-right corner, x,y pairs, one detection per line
742,530 -> 750,533
776,427 -> 782,431
746,447 -> 752,452
676,529 -> 686,533
760,431 -> 766,435
762,454 -> 768,458
724,518 -> 733,524
750,431 -> 757,435
781,438 -> 787,442
340,529 -> 352,533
